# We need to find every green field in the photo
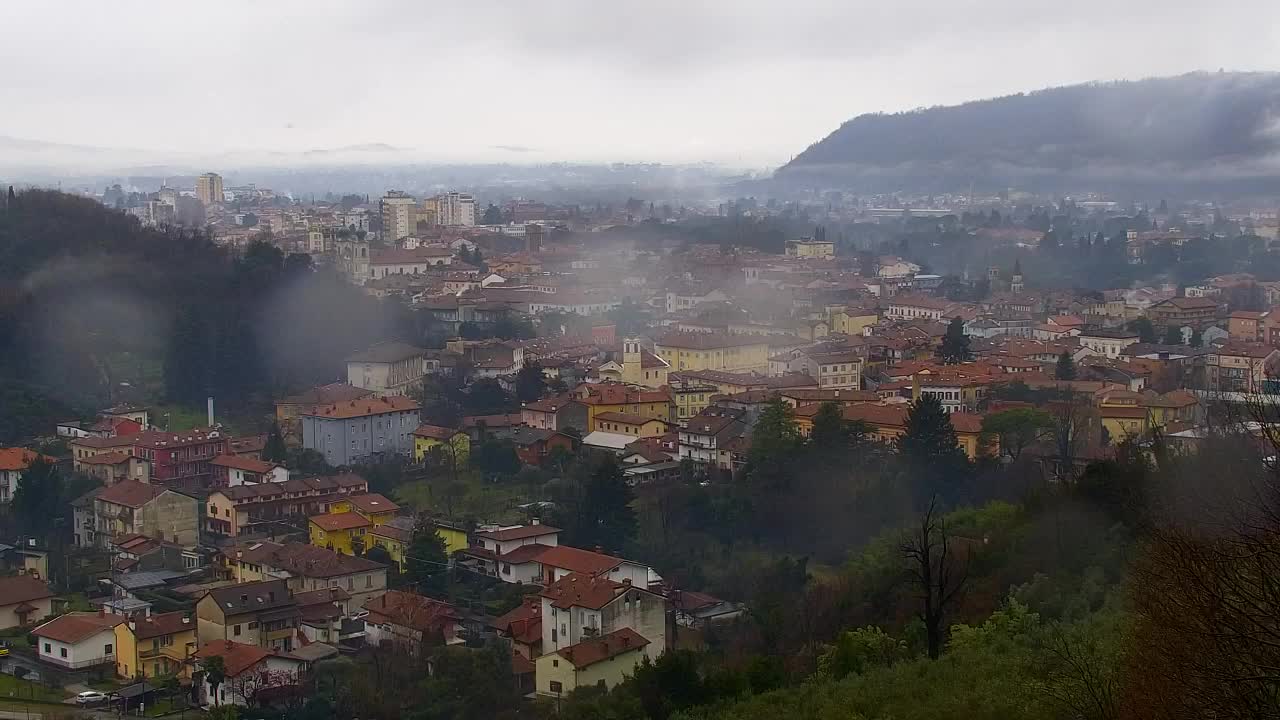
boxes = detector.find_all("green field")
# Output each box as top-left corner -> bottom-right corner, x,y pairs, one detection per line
0,672 -> 70,703
394,471 -> 532,524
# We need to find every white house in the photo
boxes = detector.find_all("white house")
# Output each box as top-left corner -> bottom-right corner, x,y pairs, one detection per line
540,574 -> 667,658
0,448 -> 54,504
196,640 -> 303,708
1078,329 -> 1141,359
33,611 -> 124,669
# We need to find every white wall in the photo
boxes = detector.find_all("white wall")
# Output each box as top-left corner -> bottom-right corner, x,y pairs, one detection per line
37,628 -> 116,669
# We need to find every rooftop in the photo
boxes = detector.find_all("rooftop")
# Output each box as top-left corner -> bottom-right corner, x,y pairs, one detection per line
554,627 -> 649,668
306,396 -> 420,420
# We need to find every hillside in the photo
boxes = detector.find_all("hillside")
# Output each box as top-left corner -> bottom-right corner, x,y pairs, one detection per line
778,72 -> 1280,194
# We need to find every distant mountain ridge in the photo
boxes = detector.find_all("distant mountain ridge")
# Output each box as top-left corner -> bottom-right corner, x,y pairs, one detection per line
777,72 -> 1280,195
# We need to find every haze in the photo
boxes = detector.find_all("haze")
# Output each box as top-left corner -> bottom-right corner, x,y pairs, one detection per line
3,0 -> 1278,167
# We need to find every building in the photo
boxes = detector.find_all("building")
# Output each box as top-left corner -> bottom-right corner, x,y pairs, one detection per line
592,413 -> 669,439
130,428 -> 231,493
802,351 -> 864,390
309,512 -> 371,556
362,590 -> 462,652
366,517 -> 416,571
195,580 -> 300,651
210,455 -> 288,487
574,383 -> 674,432
412,425 -> 470,465
599,338 -> 669,389
1205,342 -> 1280,393
204,474 -> 368,538
346,342 -> 427,397
114,611 -> 198,680
223,542 -> 388,608
1228,310 -> 1269,343
301,396 -> 420,467
0,575 -> 53,630
0,447 -> 55,504
509,427 -> 575,467
1078,328 -> 1141,359
536,627 -> 651,699
539,570 -> 666,660
887,295 -> 954,321
435,192 -> 476,227
82,480 -> 200,549
842,403 -> 990,459
1146,296 -> 1220,330
368,247 -> 455,279
654,332 -> 771,373
196,173 -> 224,205
380,191 -> 418,241
678,412 -> 745,469
195,640 -> 303,708
521,395 -> 587,431
785,238 -> 835,258
275,384 -> 373,432
33,611 -> 124,669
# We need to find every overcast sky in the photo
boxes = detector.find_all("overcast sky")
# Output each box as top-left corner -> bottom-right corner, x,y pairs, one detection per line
3,0 -> 1279,167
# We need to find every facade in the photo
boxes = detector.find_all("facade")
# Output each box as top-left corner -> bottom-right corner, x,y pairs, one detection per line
521,396 -> 588,432
195,580 -> 300,652
345,342 -> 427,397
574,383 -> 674,432
412,425 -> 471,464
204,474 -> 368,538
1205,342 -> 1280,393
84,480 -> 200,549
785,238 -> 835,258
223,541 -> 388,609
0,447 -> 55,504
654,332 -> 771,373
539,572 -> 667,658
131,428 -> 230,492
1146,296 -> 1220,330
592,413 -> 669,439
301,396 -> 420,467
435,192 -> 476,226
196,173 -> 224,205
210,455 -> 288,487
1078,329 -> 1141,359
678,412 -> 746,468
368,247 -> 455,279
195,641 -> 303,708
379,191 -> 418,241
361,591 -> 462,652
535,627 -> 650,698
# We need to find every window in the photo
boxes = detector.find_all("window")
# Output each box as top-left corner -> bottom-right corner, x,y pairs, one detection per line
366,575 -> 373,588
234,625 -> 242,636
104,643 -> 112,655
248,622 -> 258,630
551,628 -> 557,642
347,577 -> 354,590
549,680 -> 563,693
60,648 -> 67,658
43,643 -> 50,654
552,659 -> 559,668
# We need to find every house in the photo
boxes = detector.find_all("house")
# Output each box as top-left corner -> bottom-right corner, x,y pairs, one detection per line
539,571 -> 666,659
654,331 -> 771,373
592,412 -> 669,439
534,545 -> 651,587
345,342 -> 427,397
574,383 -> 674,432
801,351 -> 864,390
672,590 -> 746,627
195,580 -> 300,652
275,383 -> 374,432
294,587 -> 351,645
308,513 -> 371,555
535,628 -> 651,698
114,611 -> 198,680
130,428 -> 231,493
1078,328 -> 1141,359
460,413 -> 524,442
0,448 -> 55,504
842,404 -> 991,460
367,247 -> 454,278
366,517 -> 414,571
596,338 -> 670,389
194,640 -> 303,708
331,493 -> 400,526
84,480 -> 201,550
204,474 -> 369,538
1205,342 -> 1280,393
77,451 -> 150,485
521,395 -> 588,432
1228,310 -> 1268,343
210,455 -> 288,487
0,574 -> 54,629
509,427 -> 575,467
677,412 -> 746,469
301,396 -> 420,467
491,596 -> 543,660
461,523 -> 561,581
222,542 -> 388,608
33,610 -> 124,669
581,431 -> 638,455
412,425 -> 470,465
1146,296 -> 1220,330
886,295 -> 953,321
361,590 -> 463,652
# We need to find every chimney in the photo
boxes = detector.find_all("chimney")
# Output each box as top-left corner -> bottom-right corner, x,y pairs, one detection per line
207,397 -> 215,427
531,518 -> 539,526
98,607 -> 105,618
182,616 -> 190,624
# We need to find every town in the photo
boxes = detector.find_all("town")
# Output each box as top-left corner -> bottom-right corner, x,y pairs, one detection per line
2,170 -> 1279,719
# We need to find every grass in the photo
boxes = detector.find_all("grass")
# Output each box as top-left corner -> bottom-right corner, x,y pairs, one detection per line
143,695 -> 193,717
56,592 -> 92,612
0,698 -> 80,719
88,678 -> 126,691
394,472 -> 532,523
0,672 -> 70,702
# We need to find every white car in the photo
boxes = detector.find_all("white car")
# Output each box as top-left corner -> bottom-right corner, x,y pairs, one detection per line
75,691 -> 108,706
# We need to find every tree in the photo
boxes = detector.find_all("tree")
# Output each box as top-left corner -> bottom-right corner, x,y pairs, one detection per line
901,497 -> 970,660
809,402 -> 851,449
1055,350 -> 1077,380
1125,317 -> 1157,344
1162,324 -> 1183,345
13,458 -> 64,538
473,439 -> 520,479
481,204 -> 502,225
980,407 -> 1053,461
896,395 -> 970,497
204,655 -> 227,707
515,361 -> 546,402
747,399 -> 802,490
572,456 -> 637,552
404,523 -> 450,597
263,421 -> 288,463
938,317 -> 973,364
1189,327 -> 1203,347
164,304 -> 211,405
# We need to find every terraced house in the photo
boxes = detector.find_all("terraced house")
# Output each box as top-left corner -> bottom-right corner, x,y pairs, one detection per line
195,580 -> 300,652
204,474 -> 368,538
115,610 -> 198,680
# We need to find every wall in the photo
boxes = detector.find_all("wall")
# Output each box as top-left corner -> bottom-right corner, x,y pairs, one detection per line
137,492 -> 200,547
0,597 -> 51,631
38,628 -> 116,669
535,646 -> 647,697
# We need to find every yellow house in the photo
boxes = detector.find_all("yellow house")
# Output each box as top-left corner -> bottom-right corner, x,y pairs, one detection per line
654,331 -> 772,374
618,338 -> 670,388
309,512 -> 371,555
412,425 -> 471,465
535,628 -> 651,699
575,383 -> 674,432
829,307 -> 880,336
592,412 -> 670,439
368,519 -> 467,571
115,611 -> 198,680
331,493 -> 401,527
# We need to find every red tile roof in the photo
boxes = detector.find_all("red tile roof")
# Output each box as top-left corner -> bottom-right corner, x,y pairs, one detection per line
0,575 -> 53,607
344,493 -> 400,514
474,524 -> 561,542
96,480 -> 166,508
307,396 -> 420,420
34,612 -> 124,644
412,424 -> 462,440
0,448 -> 55,472
309,512 -> 370,532
194,640 -> 272,677
555,627 -> 649,669
131,611 -> 195,640
362,590 -> 460,632
210,454 -> 279,473
541,572 -> 630,610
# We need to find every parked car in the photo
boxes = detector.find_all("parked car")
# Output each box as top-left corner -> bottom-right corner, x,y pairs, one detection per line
75,691 -> 108,706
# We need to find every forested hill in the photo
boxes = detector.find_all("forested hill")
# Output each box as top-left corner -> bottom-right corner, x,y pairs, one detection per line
778,72 -> 1280,195
0,190 -> 402,443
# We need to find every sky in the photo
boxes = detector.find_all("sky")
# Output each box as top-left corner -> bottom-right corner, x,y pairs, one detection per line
3,0 -> 1279,168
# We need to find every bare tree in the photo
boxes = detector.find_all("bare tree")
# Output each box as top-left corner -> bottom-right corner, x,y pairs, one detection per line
900,495 -> 970,659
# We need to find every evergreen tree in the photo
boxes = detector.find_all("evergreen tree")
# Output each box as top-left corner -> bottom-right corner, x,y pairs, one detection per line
1126,317 -> 1157,344
404,523 -> 450,597
809,401 -> 851,449
574,456 -> 637,552
514,361 -> 546,402
164,304 -> 211,405
13,457 -> 64,538
263,421 -> 288,463
896,395 -> 970,497
747,399 -> 801,490
1055,350 -> 1077,380
1189,327 -> 1204,348
1163,325 -> 1184,345
938,317 -> 972,364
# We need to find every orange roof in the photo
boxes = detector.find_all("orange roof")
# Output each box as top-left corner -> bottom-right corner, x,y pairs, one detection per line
210,454 -> 279,473
34,612 -> 124,644
194,640 -> 273,677
306,396 -> 420,420
96,480 -> 165,508
556,628 -> 649,668
412,424 -> 462,440
535,547 -> 623,578
344,493 -> 400,514
309,512 -> 370,532
0,575 -> 54,606
0,448 -> 55,471
541,572 -> 630,610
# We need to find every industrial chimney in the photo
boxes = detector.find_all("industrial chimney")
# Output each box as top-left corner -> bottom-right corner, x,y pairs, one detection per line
207,396 -> 215,427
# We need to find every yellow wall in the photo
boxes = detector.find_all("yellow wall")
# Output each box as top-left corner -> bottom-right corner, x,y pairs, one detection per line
413,433 -> 471,465
831,310 -> 878,337
369,534 -> 406,570
115,624 -> 197,680
1101,415 -> 1149,443
435,526 -> 468,555
535,646 -> 648,697
585,402 -> 673,432
330,500 -> 395,527
655,341 -> 771,374
594,418 -> 668,438
309,518 -> 367,555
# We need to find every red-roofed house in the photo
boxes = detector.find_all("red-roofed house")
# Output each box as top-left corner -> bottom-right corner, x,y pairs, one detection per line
211,455 -> 288,487
536,627 -> 651,698
0,575 -> 54,630
0,448 -> 56,504
195,640 -> 303,708
88,480 -> 201,549
362,590 -> 462,652
33,611 -> 125,669
538,572 -> 666,687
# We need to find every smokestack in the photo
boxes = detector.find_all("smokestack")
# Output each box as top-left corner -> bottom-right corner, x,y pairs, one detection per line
207,397 -> 215,427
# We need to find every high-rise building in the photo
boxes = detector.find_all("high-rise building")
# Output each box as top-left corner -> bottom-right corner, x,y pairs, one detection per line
380,191 -> 417,241
195,173 -> 224,205
436,192 -> 476,227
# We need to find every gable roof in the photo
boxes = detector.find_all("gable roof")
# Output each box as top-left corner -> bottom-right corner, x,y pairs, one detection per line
344,493 -> 400,514
309,512 -> 371,532
345,342 -> 426,364
534,546 -> 624,577
194,640 -> 273,677
412,424 -> 463,440
307,396 -> 420,420
210,454 -> 280,474
362,590 -> 460,632
0,448 -> 55,472
554,627 -> 649,669
96,480 -> 166,508
205,580 -> 295,615
34,612 -> 124,644
541,572 -> 630,610
474,524 -> 561,542
130,611 -> 195,640
0,575 -> 53,607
